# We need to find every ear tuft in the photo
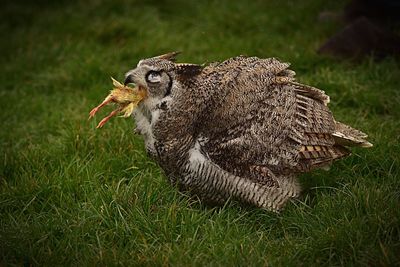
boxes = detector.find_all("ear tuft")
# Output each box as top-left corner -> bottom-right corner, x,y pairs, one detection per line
156,51 -> 181,62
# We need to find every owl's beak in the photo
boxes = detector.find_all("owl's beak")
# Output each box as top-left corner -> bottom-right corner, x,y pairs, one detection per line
124,73 -> 148,95
124,74 -> 134,86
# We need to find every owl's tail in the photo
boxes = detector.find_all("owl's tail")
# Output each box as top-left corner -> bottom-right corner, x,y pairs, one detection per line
332,121 -> 373,148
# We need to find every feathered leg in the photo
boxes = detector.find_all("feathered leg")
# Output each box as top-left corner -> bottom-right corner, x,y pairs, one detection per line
183,150 -> 300,212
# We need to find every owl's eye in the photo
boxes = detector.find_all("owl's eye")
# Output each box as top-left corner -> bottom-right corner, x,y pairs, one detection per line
146,71 -> 162,83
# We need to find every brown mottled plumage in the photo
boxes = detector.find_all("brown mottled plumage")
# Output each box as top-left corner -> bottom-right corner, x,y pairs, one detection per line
103,52 -> 372,212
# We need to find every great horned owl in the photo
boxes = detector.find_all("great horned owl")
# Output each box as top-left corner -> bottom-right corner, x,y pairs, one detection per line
123,52 -> 372,212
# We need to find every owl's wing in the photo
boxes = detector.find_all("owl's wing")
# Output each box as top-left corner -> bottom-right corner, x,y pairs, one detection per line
202,57 -> 351,182
290,82 -> 352,171
202,60 -> 301,176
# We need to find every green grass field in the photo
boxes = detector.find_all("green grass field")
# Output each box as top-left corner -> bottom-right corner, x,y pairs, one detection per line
1,0 -> 399,266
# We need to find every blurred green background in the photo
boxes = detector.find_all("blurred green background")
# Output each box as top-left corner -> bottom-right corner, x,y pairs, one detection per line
1,0 -> 399,266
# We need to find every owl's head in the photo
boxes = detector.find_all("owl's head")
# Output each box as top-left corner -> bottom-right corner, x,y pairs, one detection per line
124,52 -> 202,110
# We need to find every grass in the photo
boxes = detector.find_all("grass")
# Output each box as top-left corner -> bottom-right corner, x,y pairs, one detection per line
1,0 -> 399,265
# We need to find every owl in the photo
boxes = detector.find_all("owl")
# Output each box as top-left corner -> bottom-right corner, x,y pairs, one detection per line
118,52 -> 372,212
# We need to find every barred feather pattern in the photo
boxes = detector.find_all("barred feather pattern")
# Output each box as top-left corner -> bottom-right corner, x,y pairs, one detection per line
181,143 -> 300,211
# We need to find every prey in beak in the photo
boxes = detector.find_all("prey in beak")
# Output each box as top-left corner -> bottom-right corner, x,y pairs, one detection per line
89,77 -> 147,128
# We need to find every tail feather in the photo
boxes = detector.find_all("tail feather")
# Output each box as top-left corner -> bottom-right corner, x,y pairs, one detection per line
333,121 -> 373,148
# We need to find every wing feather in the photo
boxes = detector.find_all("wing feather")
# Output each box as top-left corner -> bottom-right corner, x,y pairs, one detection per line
199,57 -> 356,180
